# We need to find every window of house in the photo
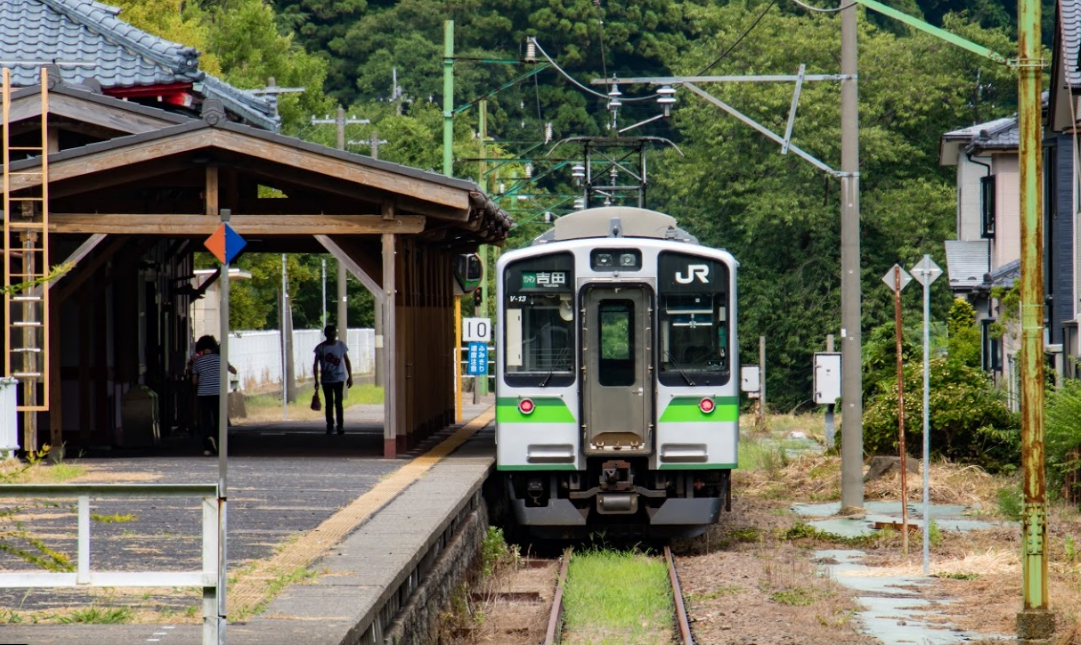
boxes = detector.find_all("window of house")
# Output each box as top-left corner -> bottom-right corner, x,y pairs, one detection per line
980,175 -> 996,238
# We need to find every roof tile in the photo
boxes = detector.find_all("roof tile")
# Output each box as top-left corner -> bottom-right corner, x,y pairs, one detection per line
0,0 -> 279,130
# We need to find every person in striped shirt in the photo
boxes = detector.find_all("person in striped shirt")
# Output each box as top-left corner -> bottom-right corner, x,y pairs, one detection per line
191,335 -> 236,455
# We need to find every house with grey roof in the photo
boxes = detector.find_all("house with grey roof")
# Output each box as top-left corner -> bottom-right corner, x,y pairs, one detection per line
939,85 -> 1077,401
939,116 -> 1020,382
0,0 -> 279,131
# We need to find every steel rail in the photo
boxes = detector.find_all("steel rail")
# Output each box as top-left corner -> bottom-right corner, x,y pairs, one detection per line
544,547 -> 573,645
665,545 -> 695,645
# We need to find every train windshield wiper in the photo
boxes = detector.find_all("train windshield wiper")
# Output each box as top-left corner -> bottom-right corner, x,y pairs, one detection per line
539,370 -> 554,387
665,352 -> 695,387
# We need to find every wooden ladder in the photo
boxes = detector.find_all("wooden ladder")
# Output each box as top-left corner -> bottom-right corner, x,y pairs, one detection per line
2,67 -> 51,416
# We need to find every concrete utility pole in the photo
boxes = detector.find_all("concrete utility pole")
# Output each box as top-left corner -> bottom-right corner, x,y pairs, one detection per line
312,108 -> 371,339
1016,0 -> 1054,637
839,0 -> 864,512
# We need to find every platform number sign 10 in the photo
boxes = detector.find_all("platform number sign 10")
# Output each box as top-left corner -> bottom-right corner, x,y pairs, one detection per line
462,317 -> 491,343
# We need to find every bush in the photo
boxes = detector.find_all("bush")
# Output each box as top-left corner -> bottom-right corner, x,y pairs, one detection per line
863,357 -> 1019,472
947,298 -> 981,369
1044,379 -> 1081,499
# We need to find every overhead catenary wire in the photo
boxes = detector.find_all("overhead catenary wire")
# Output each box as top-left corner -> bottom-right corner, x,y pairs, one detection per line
697,0 -> 779,75
788,0 -> 855,14
530,39 -> 657,101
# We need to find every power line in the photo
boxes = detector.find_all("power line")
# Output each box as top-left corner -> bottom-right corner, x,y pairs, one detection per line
697,0 -> 779,75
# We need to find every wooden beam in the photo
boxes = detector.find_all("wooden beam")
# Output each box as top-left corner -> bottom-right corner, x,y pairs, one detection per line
49,214 -> 427,235
240,166 -> 470,221
6,92 -> 181,135
213,131 -> 469,211
51,234 -> 107,284
314,235 -> 385,302
48,159 -> 193,199
7,128 -> 471,211
52,236 -> 130,305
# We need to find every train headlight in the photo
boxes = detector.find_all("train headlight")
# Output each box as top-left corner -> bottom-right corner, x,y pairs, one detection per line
698,397 -> 715,414
518,398 -> 536,415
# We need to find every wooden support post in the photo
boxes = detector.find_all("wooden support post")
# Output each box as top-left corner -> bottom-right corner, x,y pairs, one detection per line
205,167 -> 219,217
382,232 -> 396,458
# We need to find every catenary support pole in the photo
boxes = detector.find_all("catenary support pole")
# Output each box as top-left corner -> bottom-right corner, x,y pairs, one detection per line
840,0 -> 864,512
443,21 -> 454,177
1016,0 -> 1054,637
478,100 -> 489,398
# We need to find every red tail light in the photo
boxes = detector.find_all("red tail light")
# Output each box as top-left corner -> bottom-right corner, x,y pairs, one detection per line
519,398 -> 535,415
699,397 -> 715,414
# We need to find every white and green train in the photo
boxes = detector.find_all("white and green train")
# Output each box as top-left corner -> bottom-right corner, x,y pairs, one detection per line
495,206 -> 739,539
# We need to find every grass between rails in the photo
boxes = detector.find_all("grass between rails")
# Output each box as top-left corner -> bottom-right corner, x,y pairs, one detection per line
561,549 -> 674,645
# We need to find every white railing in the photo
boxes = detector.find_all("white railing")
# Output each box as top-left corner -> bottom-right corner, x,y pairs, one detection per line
227,328 -> 375,393
0,483 -> 222,644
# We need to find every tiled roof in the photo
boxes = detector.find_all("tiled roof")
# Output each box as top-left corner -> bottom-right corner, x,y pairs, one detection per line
1062,0 -> 1081,87
940,116 -> 1017,164
0,0 -> 278,130
944,240 -> 990,290
989,259 -> 1020,288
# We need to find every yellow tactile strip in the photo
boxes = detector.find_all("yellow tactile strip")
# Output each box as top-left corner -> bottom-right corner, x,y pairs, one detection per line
227,406 -> 495,616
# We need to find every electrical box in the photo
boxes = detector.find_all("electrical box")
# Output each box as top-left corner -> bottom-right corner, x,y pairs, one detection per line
814,352 -> 841,405
740,365 -> 760,396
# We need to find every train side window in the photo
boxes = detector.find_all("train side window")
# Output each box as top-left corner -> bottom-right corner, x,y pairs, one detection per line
599,300 -> 635,387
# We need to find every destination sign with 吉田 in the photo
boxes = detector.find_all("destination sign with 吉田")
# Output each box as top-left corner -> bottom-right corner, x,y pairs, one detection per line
521,271 -> 567,289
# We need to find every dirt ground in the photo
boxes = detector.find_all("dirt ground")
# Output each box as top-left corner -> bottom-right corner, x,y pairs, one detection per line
448,436 -> 1081,645
669,445 -> 1081,645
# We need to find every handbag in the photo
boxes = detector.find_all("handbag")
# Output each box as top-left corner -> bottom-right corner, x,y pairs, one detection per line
311,390 -> 322,411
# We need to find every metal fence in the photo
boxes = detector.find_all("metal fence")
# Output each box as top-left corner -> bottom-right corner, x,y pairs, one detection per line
0,483 -> 222,644
228,328 -> 375,393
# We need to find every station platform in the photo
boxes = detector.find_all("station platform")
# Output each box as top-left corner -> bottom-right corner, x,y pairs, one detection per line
0,396 -> 496,645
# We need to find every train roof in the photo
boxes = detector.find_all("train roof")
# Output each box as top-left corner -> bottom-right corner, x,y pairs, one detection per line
533,207 -> 699,245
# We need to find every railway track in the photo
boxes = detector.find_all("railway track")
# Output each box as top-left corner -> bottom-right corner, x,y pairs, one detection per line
543,546 -> 695,645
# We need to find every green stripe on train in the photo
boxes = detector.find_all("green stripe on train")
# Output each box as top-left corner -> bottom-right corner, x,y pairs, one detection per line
658,463 -> 737,470
658,396 -> 739,423
496,464 -> 579,471
496,397 -> 575,423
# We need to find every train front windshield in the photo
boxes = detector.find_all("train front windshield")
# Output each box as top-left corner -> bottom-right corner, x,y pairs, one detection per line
657,252 -> 731,387
503,253 -> 575,386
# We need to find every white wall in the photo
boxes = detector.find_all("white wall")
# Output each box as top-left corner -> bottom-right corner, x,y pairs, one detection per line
991,155 -> 1021,271
225,328 -> 375,393
957,155 -> 990,242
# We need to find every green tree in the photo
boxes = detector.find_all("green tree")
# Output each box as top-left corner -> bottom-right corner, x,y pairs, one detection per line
947,297 -> 981,368
649,4 -> 1017,409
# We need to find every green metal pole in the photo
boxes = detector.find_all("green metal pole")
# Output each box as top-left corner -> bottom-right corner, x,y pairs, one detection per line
443,20 -> 454,177
478,100 -> 489,397
1016,0 -> 1054,638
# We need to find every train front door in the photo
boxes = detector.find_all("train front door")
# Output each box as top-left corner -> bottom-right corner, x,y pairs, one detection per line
581,286 -> 652,454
